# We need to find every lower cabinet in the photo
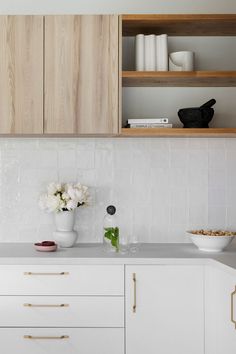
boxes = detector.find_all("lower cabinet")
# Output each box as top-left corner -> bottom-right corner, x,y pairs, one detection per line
125,265 -> 204,354
0,264 -> 124,354
2,262 -> 236,353
0,328 -> 124,354
205,265 -> 236,354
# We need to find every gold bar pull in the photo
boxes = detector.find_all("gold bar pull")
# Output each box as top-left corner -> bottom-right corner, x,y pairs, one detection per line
24,303 -> 69,308
24,272 -> 69,276
231,286 -> 236,329
133,273 -> 136,313
24,335 -> 69,340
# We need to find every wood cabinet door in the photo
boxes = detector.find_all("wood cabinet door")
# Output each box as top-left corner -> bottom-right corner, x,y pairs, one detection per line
205,266 -> 236,354
125,265 -> 204,354
0,16 -> 43,134
44,15 -> 119,135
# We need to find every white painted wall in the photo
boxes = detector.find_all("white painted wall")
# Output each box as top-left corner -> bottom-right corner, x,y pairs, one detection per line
0,0 -> 235,244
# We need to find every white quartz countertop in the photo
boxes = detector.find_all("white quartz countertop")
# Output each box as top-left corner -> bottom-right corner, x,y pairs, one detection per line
0,243 -> 236,275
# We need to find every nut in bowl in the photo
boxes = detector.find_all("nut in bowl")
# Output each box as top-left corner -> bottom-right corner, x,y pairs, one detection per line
187,229 -> 236,252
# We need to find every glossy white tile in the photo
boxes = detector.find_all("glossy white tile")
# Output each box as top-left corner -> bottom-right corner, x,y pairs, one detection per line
0,137 -> 234,243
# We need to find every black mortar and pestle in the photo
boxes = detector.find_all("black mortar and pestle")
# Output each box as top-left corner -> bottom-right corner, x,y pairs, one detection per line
178,99 -> 216,128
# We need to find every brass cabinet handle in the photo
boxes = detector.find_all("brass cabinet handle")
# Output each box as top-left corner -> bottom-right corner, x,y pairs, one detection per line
24,272 -> 69,276
23,303 -> 69,308
133,273 -> 136,313
24,335 -> 69,340
231,286 -> 236,329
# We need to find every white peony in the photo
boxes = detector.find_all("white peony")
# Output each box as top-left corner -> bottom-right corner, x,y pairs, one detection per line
64,183 -> 73,192
39,181 -> 89,213
66,199 -> 78,210
78,189 -> 87,204
67,186 -> 77,200
58,198 -> 66,210
46,195 -> 61,212
62,192 -> 70,201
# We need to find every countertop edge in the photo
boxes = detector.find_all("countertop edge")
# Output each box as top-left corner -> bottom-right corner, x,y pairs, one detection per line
0,243 -> 235,276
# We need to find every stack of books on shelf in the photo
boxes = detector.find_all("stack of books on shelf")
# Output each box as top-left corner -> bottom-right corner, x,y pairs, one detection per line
127,119 -> 172,128
135,34 -> 168,71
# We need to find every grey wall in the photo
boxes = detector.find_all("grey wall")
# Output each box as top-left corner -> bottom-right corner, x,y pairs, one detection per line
0,0 -> 235,14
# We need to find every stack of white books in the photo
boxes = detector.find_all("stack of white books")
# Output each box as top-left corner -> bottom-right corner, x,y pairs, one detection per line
135,34 -> 168,71
128,119 -> 172,128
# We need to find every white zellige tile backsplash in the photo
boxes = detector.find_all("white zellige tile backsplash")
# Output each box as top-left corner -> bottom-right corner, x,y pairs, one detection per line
0,137 -> 235,244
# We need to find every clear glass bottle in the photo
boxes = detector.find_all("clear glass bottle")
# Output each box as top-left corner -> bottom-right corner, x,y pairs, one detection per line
103,205 -> 119,253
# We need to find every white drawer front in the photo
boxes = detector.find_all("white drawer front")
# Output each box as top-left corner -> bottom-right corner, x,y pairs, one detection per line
0,328 -> 124,354
0,265 -> 124,295
0,296 -> 124,327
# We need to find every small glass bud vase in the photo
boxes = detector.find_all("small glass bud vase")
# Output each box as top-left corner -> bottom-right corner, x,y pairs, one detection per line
103,205 -> 119,253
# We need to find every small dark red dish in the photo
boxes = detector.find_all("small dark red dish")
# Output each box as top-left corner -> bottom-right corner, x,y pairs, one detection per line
34,241 -> 57,252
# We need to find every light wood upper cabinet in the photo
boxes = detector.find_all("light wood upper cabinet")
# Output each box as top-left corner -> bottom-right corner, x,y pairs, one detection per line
0,16 -> 43,134
44,15 -> 119,135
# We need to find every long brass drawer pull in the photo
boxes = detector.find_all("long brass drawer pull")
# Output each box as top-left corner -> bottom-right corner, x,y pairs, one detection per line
231,286 -> 236,329
24,303 -> 69,308
24,272 -> 69,276
133,273 -> 136,313
24,335 -> 69,340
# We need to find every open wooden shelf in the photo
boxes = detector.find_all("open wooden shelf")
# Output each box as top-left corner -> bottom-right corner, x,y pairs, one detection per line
122,14 -> 236,36
121,128 -> 236,137
122,71 -> 236,87
121,14 -> 236,138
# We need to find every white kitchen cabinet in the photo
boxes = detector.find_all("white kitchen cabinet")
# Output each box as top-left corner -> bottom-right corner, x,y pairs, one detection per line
125,265 -> 204,354
2,256 -> 236,354
0,328 -> 124,354
205,265 -> 236,354
0,264 -> 125,354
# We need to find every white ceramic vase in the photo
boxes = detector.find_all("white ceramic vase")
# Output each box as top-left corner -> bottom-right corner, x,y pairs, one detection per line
169,51 -> 194,71
53,210 -> 78,248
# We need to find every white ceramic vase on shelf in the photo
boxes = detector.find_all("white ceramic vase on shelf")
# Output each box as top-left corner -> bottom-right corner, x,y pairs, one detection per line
53,210 -> 78,248
169,51 -> 194,71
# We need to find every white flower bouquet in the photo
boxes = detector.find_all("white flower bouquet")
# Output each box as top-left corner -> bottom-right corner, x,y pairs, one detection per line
39,182 -> 89,213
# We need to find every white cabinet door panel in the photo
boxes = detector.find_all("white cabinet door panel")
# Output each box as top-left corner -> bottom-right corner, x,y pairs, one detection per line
126,265 -> 204,354
205,266 -> 236,354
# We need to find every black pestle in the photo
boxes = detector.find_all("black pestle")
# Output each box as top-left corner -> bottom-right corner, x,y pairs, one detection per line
200,99 -> 216,109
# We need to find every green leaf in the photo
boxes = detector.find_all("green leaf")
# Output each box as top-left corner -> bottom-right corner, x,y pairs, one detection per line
104,231 -> 112,240
104,227 -> 119,252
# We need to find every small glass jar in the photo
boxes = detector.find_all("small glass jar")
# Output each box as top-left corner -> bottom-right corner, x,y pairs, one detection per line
103,205 -> 119,253
129,234 -> 140,254
119,231 -> 129,255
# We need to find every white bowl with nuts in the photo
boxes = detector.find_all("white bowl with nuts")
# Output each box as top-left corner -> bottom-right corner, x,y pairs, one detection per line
187,229 -> 236,252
